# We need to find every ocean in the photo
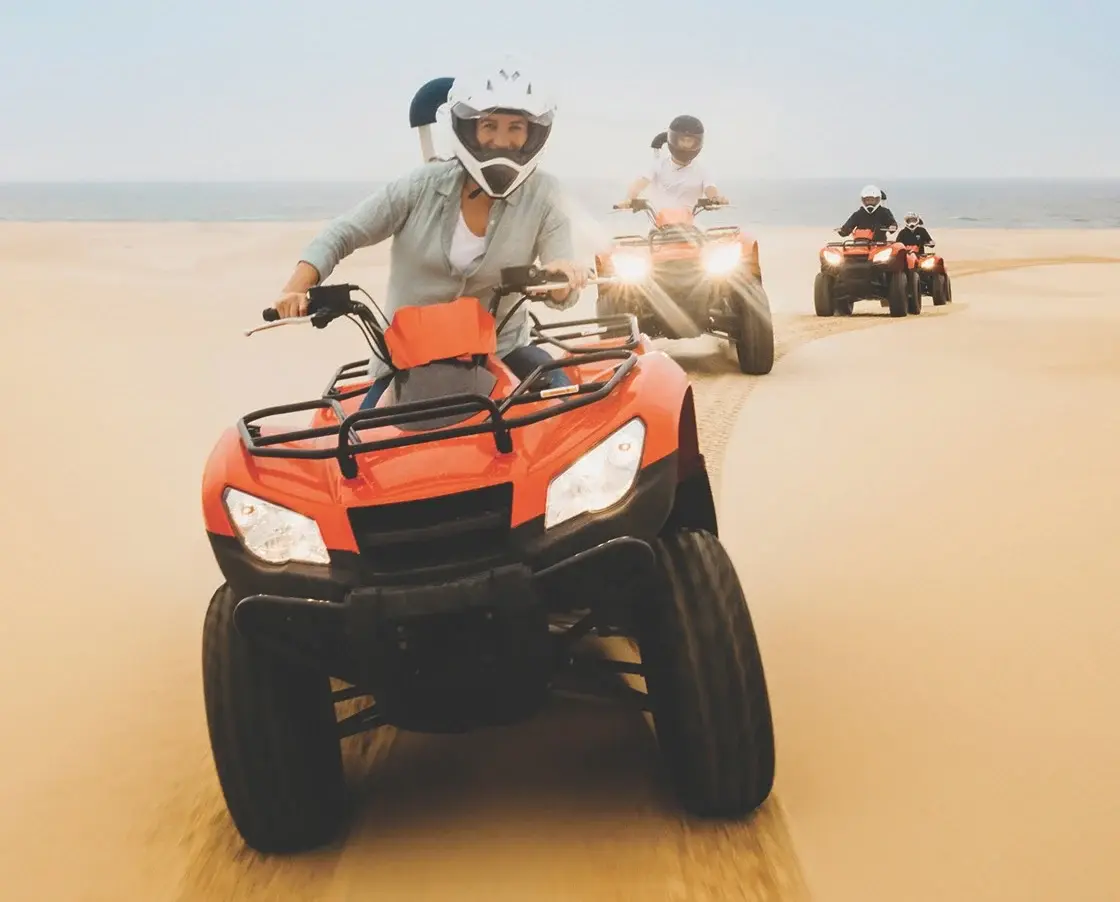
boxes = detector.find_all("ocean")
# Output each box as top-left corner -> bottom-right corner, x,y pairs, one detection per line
2,178 -> 1119,229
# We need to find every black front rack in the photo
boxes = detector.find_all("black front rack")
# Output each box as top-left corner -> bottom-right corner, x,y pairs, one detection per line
237,312 -> 643,479
827,234 -> 896,249
611,225 -> 740,253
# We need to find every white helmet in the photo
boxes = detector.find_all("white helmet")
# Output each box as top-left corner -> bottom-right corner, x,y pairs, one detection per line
445,58 -> 556,199
860,184 -> 883,213
903,211 -> 921,228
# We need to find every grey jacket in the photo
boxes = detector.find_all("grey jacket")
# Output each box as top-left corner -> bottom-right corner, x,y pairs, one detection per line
298,160 -> 583,380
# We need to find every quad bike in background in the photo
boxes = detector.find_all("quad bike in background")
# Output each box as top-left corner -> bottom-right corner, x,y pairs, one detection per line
594,197 -> 775,375
814,227 -> 922,318
200,261 -> 777,854
908,245 -> 953,306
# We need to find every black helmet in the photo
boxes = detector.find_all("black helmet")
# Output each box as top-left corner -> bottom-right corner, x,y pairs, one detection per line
667,114 -> 704,164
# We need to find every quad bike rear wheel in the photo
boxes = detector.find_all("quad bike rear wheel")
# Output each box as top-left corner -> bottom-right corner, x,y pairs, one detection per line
887,271 -> 909,318
813,272 -> 835,317
906,270 -> 922,315
202,584 -> 348,853
637,528 -> 776,817
733,282 -> 775,375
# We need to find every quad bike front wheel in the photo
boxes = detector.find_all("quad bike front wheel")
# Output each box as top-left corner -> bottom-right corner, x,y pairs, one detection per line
637,528 -> 776,817
202,584 -> 348,854
887,271 -> 909,318
932,272 -> 951,305
733,282 -> 775,375
813,272 -> 835,317
906,270 -> 923,315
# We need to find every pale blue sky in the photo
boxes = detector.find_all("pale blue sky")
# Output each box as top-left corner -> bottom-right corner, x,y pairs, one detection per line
2,1 -> 1116,181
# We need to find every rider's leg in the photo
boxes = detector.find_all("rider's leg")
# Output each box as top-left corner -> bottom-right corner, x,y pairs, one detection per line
502,344 -> 573,390
357,374 -> 394,410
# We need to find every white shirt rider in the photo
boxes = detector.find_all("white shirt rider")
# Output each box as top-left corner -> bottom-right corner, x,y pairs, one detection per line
644,155 -> 713,210
621,146 -> 726,211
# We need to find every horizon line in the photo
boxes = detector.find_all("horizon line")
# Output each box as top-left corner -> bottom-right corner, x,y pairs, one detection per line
3,175 -> 1119,186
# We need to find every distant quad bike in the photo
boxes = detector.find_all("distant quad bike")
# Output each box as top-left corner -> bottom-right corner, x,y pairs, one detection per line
814,227 -> 922,318
199,264 -> 777,854
594,197 -> 775,375
909,247 -> 953,306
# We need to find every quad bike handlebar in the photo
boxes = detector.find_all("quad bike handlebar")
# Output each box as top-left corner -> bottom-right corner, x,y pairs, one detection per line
249,266 -> 619,368
614,197 -> 728,217
236,265 -> 642,473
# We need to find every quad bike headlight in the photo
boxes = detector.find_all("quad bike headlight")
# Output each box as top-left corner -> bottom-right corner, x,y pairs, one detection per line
544,418 -> 646,530
703,242 -> 742,276
872,247 -> 895,263
222,487 -> 330,566
612,253 -> 651,283
920,257 -> 937,270
822,249 -> 843,266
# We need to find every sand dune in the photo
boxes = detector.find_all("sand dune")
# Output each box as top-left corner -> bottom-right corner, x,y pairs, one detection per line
1,223 -> 1118,901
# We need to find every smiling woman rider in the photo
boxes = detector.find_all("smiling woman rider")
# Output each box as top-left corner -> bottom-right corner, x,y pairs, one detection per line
269,60 -> 589,409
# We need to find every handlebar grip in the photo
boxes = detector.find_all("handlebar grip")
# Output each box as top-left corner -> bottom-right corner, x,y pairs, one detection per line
262,307 -> 280,322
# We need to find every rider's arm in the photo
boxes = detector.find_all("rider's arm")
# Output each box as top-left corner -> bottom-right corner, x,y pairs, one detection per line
534,185 -> 585,310
837,211 -> 859,236
625,175 -> 651,201
696,163 -> 720,201
296,171 -> 417,284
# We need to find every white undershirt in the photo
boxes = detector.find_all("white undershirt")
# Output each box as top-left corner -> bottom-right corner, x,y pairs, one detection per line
448,212 -> 487,273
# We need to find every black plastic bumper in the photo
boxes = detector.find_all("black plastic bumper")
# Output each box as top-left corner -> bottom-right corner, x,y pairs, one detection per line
232,536 -> 659,733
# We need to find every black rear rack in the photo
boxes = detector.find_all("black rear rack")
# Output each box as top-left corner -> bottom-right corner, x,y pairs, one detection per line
237,313 -> 643,479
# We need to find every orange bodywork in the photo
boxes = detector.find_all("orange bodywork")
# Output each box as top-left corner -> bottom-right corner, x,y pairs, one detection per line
202,319 -> 692,551
595,207 -> 762,280
819,228 -> 917,269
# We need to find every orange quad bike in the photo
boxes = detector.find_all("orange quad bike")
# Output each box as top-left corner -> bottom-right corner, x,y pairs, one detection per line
199,264 -> 776,854
594,197 -> 775,375
906,244 -> 953,306
814,227 -> 922,318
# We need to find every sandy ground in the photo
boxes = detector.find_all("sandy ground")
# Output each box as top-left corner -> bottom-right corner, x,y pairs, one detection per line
1,221 -> 1118,901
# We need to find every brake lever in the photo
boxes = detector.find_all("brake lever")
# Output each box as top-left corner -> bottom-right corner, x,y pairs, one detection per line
244,315 -> 316,337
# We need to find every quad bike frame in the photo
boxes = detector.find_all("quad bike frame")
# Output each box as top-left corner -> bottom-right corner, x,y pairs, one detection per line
594,198 -> 775,374
910,248 -> 954,306
814,227 -> 922,318
200,265 -> 776,854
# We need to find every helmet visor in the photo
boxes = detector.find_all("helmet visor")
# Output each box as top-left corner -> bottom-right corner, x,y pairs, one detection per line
667,128 -> 703,162
450,103 -> 552,166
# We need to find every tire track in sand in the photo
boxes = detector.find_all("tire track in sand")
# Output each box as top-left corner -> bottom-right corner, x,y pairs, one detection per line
166,255 -> 1112,902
